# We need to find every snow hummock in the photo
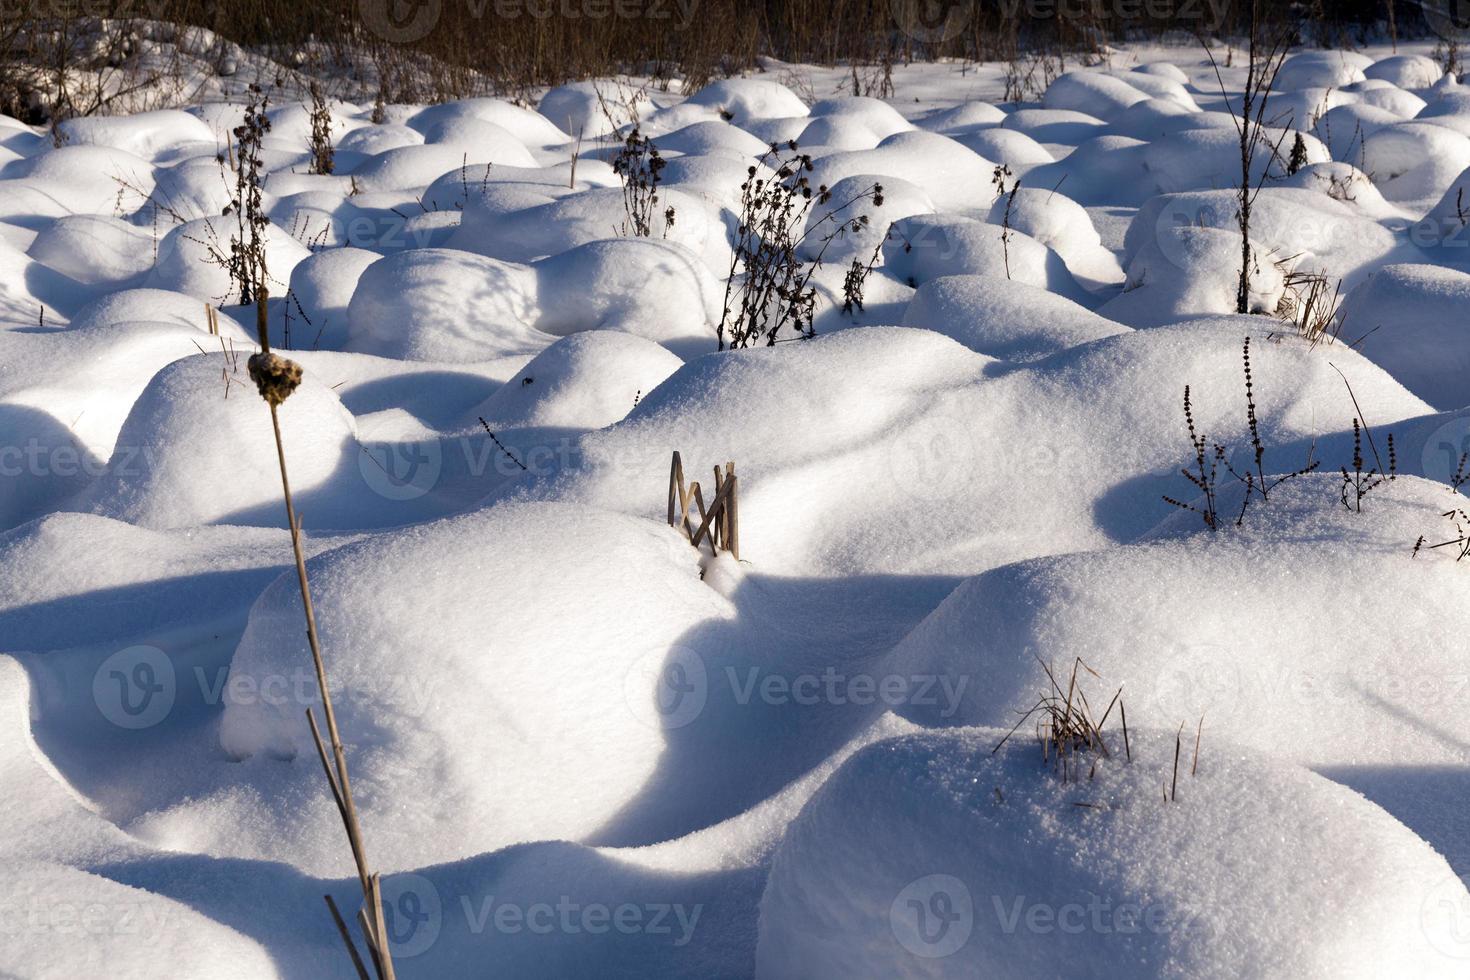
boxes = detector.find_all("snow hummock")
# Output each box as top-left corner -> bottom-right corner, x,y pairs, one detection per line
756,727 -> 1468,978
218,502 -> 736,869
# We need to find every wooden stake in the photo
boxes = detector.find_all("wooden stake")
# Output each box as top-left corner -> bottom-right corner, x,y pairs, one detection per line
726,466 -> 739,560
690,476 -> 735,549
667,452 -> 681,529
712,466 -> 725,551
691,481 -> 718,556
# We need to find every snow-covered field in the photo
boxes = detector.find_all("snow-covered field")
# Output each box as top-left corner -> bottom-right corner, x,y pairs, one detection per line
5,33 -> 1470,978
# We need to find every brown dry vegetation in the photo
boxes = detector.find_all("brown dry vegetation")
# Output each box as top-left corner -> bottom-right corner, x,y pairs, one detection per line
0,0 -> 1416,121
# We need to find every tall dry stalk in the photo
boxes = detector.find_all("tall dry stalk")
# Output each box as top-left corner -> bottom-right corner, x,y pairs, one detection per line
1201,4 -> 1293,314
246,289 -> 396,980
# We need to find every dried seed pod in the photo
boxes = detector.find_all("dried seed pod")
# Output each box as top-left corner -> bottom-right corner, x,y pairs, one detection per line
248,351 -> 304,406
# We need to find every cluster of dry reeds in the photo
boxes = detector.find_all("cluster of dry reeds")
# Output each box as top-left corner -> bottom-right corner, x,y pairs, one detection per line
1277,268 -> 1345,347
993,658 -> 1204,805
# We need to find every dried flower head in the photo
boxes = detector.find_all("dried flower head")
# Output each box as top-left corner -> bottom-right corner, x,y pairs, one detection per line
248,351 -> 304,406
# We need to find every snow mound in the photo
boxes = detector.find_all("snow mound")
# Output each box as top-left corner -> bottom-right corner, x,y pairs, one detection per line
1106,99 -> 1209,145
953,127 -> 1053,170
349,141 -> 536,193
1133,62 -> 1190,84
1365,54 -> 1444,90
656,119 -> 771,160
219,502 -> 736,868
336,121 -> 423,156
893,474 -> 1470,768
538,81 -> 653,138
3,144 -> 157,215
452,185 -> 720,266
407,97 -> 571,149
881,214 -> 1092,304
1416,86 -> 1470,138
1280,162 -> 1402,221
143,154 -> 236,221
801,174 -> 933,264
902,274 -> 1128,361
1102,225 -> 1284,327
68,287 -> 249,339
535,321 -> 1426,576
798,97 -> 914,149
1362,122 -> 1470,207
1001,107 -> 1107,145
144,215 -> 310,303
0,655 -> 279,976
921,101 -> 1007,133
1144,127 -> 1327,195
1412,162 -> 1470,251
1356,85 -> 1428,117
1314,103 -> 1400,158
1022,135 -> 1152,206
1275,49 -> 1371,90
1125,187 -> 1401,290
345,247 -> 543,361
58,108 -> 219,159
1042,70 -> 1157,120
686,78 -> 810,125
2,863 -> 278,977
755,727 -> 1467,978
532,238 -> 720,357
81,352 -> 358,528
28,214 -> 158,286
417,116 -> 546,167
472,331 -> 683,430
282,246 -> 380,350
810,97 -> 911,135
986,186 -> 1121,285
807,131 -> 994,212
0,513 -> 306,649
0,318 -> 261,527
1336,263 -> 1470,410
